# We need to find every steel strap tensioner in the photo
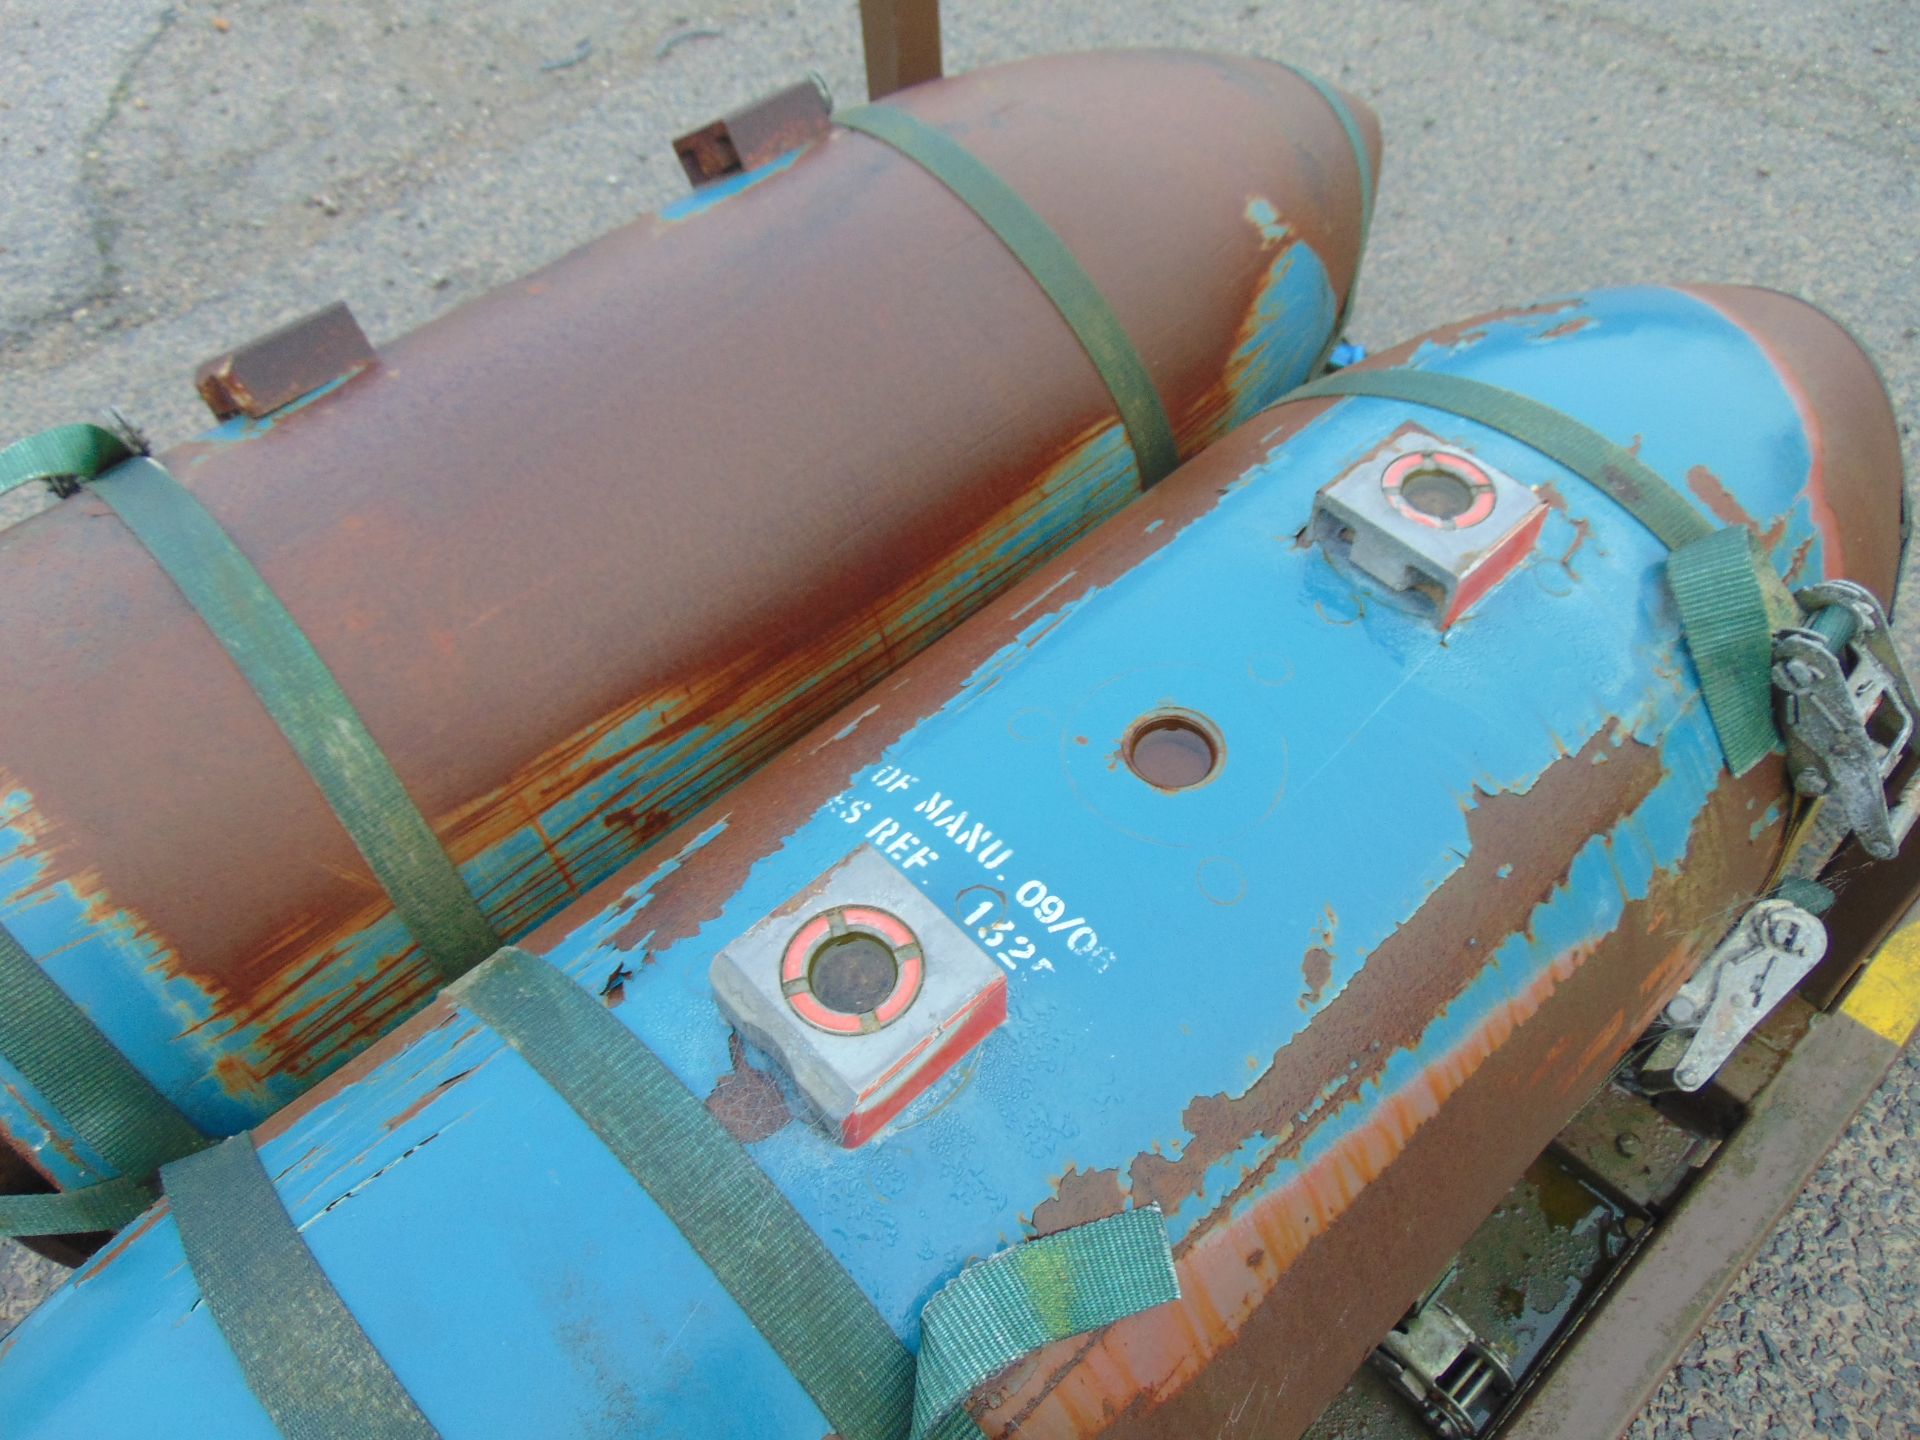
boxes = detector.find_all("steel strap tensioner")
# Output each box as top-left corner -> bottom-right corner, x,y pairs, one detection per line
1370,1266 -> 1516,1439
1640,896 -> 1828,1093
1638,585 -> 1920,1092
1632,586 -> 1917,1095
1773,579 -> 1920,861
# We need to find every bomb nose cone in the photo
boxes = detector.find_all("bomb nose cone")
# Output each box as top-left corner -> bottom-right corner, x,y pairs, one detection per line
1683,284 -> 1905,604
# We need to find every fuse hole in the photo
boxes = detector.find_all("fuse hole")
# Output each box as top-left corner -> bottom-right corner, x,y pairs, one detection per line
808,933 -> 899,1015
1125,711 -> 1224,791
1399,467 -> 1478,520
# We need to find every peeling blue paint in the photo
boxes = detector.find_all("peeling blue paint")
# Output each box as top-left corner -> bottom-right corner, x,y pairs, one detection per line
0,790 -> 237,1181
1750,797 -> 1787,842
0,288 -> 1845,1435
1220,234 -> 1338,436
658,147 -> 806,223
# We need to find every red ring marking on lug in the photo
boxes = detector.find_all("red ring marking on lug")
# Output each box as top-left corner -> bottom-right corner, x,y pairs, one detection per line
780,904 -> 924,1034
787,991 -> 865,1034
839,976 -> 1008,1149
1381,450 -> 1497,530
780,911 -> 836,985
837,906 -> 916,947
872,949 -> 924,1027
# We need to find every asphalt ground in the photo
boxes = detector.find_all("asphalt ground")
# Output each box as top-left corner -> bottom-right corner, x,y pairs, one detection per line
1,0 -> 1916,1433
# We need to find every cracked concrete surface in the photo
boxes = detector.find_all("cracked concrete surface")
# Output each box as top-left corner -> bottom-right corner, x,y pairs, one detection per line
1,0 -> 1915,1432
0,4 -> 172,345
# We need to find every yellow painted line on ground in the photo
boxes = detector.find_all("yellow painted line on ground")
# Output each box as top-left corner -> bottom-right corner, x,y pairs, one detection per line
1841,922 -> 1920,1047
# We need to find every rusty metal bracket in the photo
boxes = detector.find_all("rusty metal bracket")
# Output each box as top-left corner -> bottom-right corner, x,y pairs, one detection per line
1549,1083 -> 1711,1213
672,76 -> 833,189
194,300 -> 376,421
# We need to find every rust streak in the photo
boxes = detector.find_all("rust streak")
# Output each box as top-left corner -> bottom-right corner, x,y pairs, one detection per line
1784,534 -> 1816,587
1687,464 -> 1788,553
1537,317 -> 1595,340
1536,479 -> 1597,577
381,1068 -> 479,1134
71,1203 -> 171,1288
988,759 -> 1785,1438
1126,729 -> 1664,1227
1300,947 -> 1333,1007
704,1031 -> 791,1144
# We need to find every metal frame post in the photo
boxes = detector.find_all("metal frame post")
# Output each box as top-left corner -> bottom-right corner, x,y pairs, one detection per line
859,0 -> 941,98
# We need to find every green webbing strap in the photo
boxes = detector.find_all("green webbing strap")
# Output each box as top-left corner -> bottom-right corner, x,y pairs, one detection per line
837,104 -> 1181,489
2,429 -> 498,1224
0,422 -> 135,498
455,947 -> 1178,1439
165,1134 -> 441,1440
1282,66 -> 1373,247
911,1205 -> 1178,1440
0,1172 -> 156,1238
0,920 -> 206,1183
90,458 -> 502,977
1776,876 -> 1837,916
455,946 -> 922,1438
1275,63 -> 1374,333
1666,526 -> 1784,775
1288,367 -> 1791,774
1293,368 -> 1715,549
